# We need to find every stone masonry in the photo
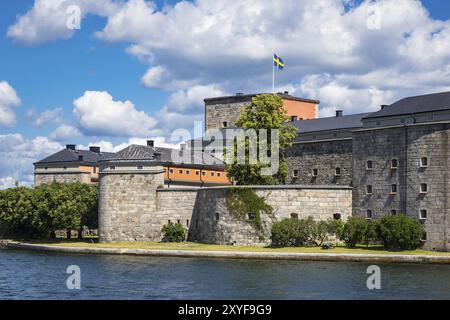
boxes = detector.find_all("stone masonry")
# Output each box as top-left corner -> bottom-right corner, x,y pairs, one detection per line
34,172 -> 92,186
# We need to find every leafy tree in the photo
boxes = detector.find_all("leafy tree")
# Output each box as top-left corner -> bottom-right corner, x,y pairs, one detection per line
226,94 -> 297,185
375,214 -> 423,250
162,222 -> 186,242
0,187 -> 36,237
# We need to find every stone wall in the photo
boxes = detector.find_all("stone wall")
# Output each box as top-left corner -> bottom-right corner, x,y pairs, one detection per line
286,139 -> 353,186
352,124 -> 450,251
190,186 -> 353,245
205,99 -> 251,131
34,172 -> 92,186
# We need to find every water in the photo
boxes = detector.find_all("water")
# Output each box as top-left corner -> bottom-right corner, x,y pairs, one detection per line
0,249 -> 449,299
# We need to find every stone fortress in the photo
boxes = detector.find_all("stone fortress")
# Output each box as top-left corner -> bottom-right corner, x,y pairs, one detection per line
36,91 -> 450,251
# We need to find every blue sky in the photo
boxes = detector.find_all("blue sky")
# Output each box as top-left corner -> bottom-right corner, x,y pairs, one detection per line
1,0 -> 450,187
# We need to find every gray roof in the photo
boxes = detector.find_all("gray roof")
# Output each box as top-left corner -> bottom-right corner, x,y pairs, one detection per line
364,91 -> 450,119
103,144 -> 225,168
35,148 -> 114,165
290,112 -> 371,134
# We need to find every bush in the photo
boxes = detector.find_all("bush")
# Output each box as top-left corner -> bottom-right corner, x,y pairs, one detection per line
375,214 -> 424,250
271,217 -> 315,247
340,216 -> 370,248
161,222 -> 186,242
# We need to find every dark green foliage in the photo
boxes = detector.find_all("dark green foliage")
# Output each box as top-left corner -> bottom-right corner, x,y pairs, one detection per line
226,94 -> 297,185
225,187 -> 273,233
161,222 -> 186,242
340,216 -> 370,248
0,183 -> 98,239
375,214 -> 424,250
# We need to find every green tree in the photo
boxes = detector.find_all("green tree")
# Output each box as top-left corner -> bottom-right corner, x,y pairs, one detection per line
340,216 -> 369,248
162,222 -> 186,242
375,214 -> 424,250
226,94 -> 297,185
0,187 -> 36,237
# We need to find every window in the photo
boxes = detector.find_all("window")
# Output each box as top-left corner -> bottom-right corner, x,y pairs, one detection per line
109,166 -> 115,170
202,171 -> 206,176
293,170 -> 299,178
290,213 -> 298,219
179,169 -> 183,174
291,116 -> 298,122
420,157 -> 428,168
177,219 -> 181,224
420,209 -> 428,220
366,160 -> 373,170
186,170 -> 190,175
420,183 -> 428,194
390,184 -> 397,194
44,167 -> 48,170
223,121 -> 228,128
63,166 -> 67,170
391,159 -> 398,169
333,213 -> 342,220
390,209 -> 397,216
247,212 -> 256,220
137,165 -> 143,169
422,232 -> 427,241
186,220 -> 190,227
335,167 -> 341,176
215,212 -> 220,221
217,172 -> 221,177
366,185 -> 373,195
366,209 -> 373,219
312,168 -> 318,177
195,171 -> 200,176
211,172 -> 215,176
168,220 -> 171,224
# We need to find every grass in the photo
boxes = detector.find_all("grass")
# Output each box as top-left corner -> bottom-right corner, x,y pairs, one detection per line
17,239 -> 450,256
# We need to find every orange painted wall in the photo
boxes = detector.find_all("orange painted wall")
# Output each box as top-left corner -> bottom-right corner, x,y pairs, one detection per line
282,99 -> 317,120
164,166 -> 231,184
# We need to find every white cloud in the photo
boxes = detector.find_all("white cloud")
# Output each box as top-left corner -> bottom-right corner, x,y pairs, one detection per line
73,90 -> 158,137
7,0 -> 121,46
49,123 -> 82,140
32,107 -> 63,126
0,177 -> 17,190
0,81 -> 21,126
0,134 -> 63,187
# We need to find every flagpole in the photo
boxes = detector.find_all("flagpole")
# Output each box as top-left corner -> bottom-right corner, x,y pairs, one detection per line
272,54 -> 275,94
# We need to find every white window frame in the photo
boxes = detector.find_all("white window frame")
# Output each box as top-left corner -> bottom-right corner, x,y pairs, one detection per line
366,160 -> 374,171
419,209 -> 428,220
420,183 -> 428,194
420,157 -> 428,168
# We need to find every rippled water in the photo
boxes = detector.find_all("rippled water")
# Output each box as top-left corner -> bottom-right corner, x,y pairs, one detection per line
0,249 -> 449,299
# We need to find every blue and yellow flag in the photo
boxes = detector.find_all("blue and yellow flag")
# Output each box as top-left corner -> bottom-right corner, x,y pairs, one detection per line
273,53 -> 285,70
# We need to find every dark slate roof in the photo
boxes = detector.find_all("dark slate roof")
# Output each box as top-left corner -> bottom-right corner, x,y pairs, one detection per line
204,93 -> 319,104
35,148 -> 114,165
364,91 -> 450,119
103,144 -> 225,168
289,112 -> 371,133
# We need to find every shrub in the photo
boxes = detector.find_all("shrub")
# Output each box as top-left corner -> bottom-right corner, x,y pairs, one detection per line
161,222 -> 186,242
375,214 -> 424,250
271,217 -> 315,247
340,216 -> 369,248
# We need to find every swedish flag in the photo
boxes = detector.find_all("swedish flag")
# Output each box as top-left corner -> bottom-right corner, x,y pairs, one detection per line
273,53 -> 285,70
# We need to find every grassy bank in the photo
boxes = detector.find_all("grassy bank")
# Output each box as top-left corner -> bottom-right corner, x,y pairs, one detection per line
17,239 -> 450,256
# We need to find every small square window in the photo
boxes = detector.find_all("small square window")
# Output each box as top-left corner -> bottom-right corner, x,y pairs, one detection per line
390,184 -> 397,194
109,166 -> 115,170
333,213 -> 342,220
335,167 -> 341,176
63,166 -> 68,170
366,210 -> 373,219
391,159 -> 398,169
186,170 -> 190,175
390,209 -> 397,216
420,157 -> 428,168
312,168 -> 318,176
44,167 -> 48,170
223,121 -> 228,128
211,172 -> 215,176
137,165 -> 143,170
169,169 -> 174,174
366,160 -> 373,170
293,170 -> 299,178
202,171 -> 206,176
420,183 -> 428,194
217,172 -> 221,177
366,185 -> 373,195
195,170 -> 200,176
179,169 -> 183,174
419,209 -> 427,220
290,213 -> 299,219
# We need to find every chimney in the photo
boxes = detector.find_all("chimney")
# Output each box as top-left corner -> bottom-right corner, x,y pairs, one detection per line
147,140 -> 154,147
78,155 -> 83,161
89,146 -> 100,154
335,110 -> 343,117
66,144 -> 76,150
381,104 -> 389,110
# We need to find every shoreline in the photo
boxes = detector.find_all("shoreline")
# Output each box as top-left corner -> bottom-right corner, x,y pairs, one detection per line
4,241 -> 450,264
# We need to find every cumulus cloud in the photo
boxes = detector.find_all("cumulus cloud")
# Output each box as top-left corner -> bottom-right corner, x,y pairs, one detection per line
49,123 -> 82,140
31,107 -> 63,126
7,0 -> 120,46
73,90 -> 158,137
0,134 -> 63,187
0,81 -> 21,126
